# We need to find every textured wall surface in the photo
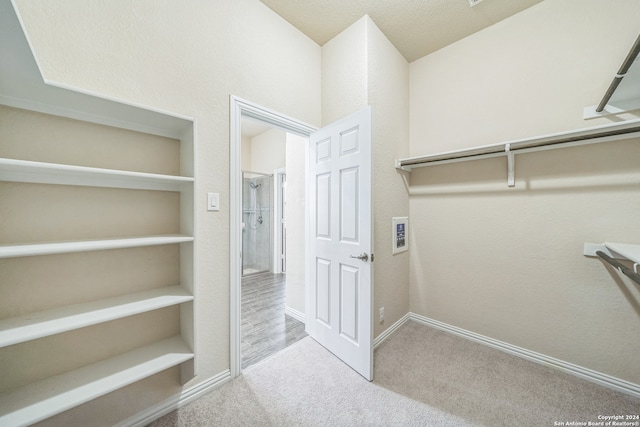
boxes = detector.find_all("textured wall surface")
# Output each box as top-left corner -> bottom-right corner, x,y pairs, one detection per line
410,0 -> 640,155
249,128 -> 286,175
366,18 -> 411,337
408,0 -> 640,385
284,133 -> 307,313
321,17 -> 368,125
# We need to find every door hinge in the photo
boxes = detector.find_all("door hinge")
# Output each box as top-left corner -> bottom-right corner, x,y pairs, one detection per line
371,253 -> 374,262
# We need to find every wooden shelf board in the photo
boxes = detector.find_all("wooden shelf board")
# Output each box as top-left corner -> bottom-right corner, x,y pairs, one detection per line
0,336 -> 193,427
0,285 -> 193,348
0,158 -> 194,192
0,235 -> 194,259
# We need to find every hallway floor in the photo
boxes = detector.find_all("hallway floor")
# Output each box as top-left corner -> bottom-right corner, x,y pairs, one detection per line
241,272 -> 307,369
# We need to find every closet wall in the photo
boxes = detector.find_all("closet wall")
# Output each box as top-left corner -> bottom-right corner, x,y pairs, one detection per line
284,133 -> 307,315
322,16 -> 410,338
409,0 -> 640,385
247,128 -> 286,174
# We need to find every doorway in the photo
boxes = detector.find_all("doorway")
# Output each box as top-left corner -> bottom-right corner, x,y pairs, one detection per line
231,96 -> 316,375
231,97 -> 374,380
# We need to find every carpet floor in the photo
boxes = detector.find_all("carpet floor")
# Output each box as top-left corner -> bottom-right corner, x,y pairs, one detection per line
149,321 -> 639,426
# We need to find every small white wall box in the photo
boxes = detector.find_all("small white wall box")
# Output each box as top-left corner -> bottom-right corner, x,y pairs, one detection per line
392,217 -> 409,254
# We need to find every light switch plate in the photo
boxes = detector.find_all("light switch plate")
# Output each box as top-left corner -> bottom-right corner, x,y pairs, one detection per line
207,193 -> 220,211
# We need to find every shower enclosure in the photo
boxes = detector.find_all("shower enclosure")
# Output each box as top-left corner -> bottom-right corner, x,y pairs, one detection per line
242,172 -> 272,276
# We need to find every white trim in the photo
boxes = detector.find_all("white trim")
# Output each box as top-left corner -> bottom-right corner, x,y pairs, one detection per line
273,167 -> 286,274
373,312 -> 410,349
230,95 -> 317,379
284,305 -> 306,323
372,313 -> 640,398
117,369 -> 232,427
0,235 -> 193,259
408,313 -> 640,399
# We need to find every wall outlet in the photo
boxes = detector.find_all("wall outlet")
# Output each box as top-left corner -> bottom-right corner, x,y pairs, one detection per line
379,307 -> 384,324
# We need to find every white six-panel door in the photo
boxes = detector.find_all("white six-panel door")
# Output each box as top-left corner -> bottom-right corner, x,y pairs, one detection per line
306,107 -> 373,381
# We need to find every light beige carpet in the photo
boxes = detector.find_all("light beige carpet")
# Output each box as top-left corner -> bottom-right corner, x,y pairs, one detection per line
149,321 -> 639,426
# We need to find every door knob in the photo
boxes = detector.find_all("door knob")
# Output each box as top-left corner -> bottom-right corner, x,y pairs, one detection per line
349,252 -> 369,262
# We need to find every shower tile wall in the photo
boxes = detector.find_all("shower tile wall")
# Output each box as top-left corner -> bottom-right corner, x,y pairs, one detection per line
243,175 -> 271,275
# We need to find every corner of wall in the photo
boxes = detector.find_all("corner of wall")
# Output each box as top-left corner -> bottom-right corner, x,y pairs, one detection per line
321,17 -> 369,125
364,17 -> 411,339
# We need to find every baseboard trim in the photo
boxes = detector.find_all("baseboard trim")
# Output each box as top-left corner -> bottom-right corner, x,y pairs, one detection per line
285,305 -> 306,323
408,313 -> 640,399
122,312 -> 639,426
119,369 -> 232,427
373,312 -> 410,349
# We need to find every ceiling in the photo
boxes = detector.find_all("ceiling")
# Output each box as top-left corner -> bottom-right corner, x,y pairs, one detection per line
259,0 -> 543,62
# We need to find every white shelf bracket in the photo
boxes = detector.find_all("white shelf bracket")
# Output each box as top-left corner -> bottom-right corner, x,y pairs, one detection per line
505,143 -> 515,187
395,159 -> 412,172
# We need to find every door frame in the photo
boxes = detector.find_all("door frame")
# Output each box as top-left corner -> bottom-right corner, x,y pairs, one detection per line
230,95 -> 316,378
273,167 -> 286,274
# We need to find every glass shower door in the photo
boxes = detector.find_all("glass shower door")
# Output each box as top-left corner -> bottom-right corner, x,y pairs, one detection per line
242,172 -> 272,276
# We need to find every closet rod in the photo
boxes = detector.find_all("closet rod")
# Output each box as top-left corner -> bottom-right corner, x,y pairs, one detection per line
396,120 -> 640,170
596,251 -> 640,286
595,33 -> 640,113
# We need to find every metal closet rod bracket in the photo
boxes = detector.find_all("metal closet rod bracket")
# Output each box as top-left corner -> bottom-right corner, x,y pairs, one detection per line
394,159 -> 412,172
395,143 -> 517,187
505,143 -> 515,187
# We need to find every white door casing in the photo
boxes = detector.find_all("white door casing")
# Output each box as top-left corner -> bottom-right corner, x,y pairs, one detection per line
273,167 -> 286,274
306,106 -> 373,381
230,96 -> 316,378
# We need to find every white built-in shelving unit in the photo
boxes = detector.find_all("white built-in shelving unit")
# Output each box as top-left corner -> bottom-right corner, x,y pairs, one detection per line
0,2 -> 197,425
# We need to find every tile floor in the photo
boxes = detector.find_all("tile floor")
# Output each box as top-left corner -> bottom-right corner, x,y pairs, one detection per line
241,272 -> 307,369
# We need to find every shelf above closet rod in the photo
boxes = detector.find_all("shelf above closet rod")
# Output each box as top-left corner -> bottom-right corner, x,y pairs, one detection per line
396,118 -> 640,186
584,242 -> 640,286
596,251 -> 640,286
595,33 -> 640,114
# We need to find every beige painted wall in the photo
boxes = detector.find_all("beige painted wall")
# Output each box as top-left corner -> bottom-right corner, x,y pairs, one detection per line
410,0 -> 640,154
284,133 -> 307,313
321,17 -> 368,125
241,135 -> 252,172
409,0 -> 640,385
322,16 -> 410,338
367,17 -> 410,337
11,0 -> 321,424
249,128 -> 286,174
